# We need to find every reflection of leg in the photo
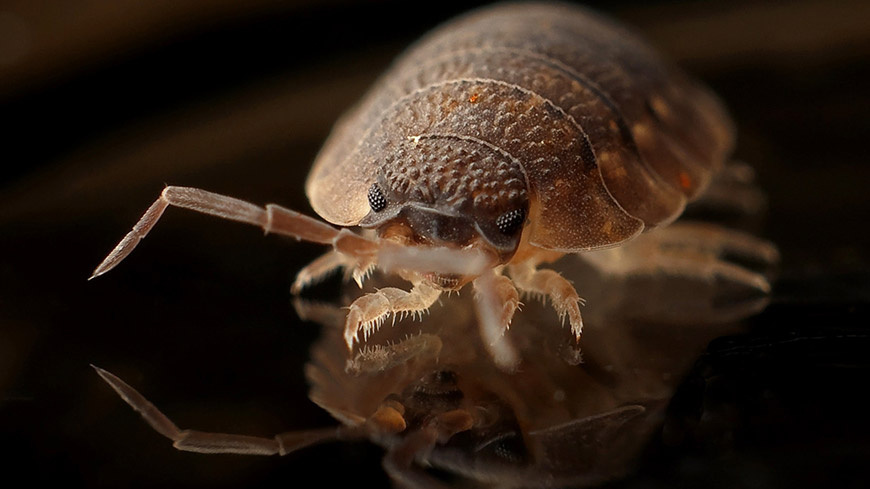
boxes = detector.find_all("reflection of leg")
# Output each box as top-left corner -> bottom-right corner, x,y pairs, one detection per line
382,409 -> 473,489
383,426 -> 446,489
92,366 -> 355,455
508,262 -> 584,341
292,297 -> 346,326
347,334 -> 443,375
344,282 -> 442,349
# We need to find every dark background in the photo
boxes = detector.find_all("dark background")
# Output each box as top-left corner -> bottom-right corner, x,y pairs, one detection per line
1,0 -> 868,487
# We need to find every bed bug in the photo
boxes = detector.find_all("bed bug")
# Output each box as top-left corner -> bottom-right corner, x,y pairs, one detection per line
91,2 -> 746,369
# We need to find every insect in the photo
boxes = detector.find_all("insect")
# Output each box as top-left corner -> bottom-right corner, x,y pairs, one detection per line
92,2 -> 745,369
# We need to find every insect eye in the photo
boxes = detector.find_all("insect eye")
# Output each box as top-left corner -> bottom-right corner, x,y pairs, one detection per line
495,208 -> 525,235
367,183 -> 387,212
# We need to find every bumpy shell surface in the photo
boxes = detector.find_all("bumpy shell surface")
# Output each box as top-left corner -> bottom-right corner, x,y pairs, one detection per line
306,2 -> 733,252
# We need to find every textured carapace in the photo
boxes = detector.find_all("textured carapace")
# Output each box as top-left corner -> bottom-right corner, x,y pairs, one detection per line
307,2 -> 734,256
360,135 -> 530,256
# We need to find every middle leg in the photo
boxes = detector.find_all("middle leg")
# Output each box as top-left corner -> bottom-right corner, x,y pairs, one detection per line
291,250 -> 376,294
508,262 -> 585,342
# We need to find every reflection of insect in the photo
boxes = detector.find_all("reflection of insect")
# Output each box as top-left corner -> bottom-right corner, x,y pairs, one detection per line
93,295 -> 657,488
92,3 -> 749,368
94,229 -> 774,487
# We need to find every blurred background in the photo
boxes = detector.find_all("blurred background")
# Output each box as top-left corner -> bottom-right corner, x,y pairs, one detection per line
1,0 -> 868,487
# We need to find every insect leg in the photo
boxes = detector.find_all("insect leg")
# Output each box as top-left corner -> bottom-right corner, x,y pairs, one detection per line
582,222 -> 777,289
90,186 -> 380,279
291,250 -> 359,294
580,222 -> 776,323
472,270 -> 521,370
508,262 -> 585,343
92,365 -> 358,455
687,161 -> 767,217
344,282 -> 442,349
658,221 -> 779,272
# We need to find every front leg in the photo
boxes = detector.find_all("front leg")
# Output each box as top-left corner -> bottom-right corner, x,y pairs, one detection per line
90,186 -> 379,279
344,281 -> 442,349
508,262 -> 585,342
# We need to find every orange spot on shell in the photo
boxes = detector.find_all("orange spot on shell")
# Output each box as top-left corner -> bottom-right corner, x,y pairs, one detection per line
679,172 -> 692,190
468,93 -> 479,103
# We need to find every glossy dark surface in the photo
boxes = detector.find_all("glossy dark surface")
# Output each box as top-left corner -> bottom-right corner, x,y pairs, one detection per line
1,1 -> 868,487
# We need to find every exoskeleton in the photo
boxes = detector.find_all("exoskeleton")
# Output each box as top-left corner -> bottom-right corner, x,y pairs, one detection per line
92,2 -> 766,369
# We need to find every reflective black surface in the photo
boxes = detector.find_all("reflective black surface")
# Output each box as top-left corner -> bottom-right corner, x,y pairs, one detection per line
1,1 -> 868,487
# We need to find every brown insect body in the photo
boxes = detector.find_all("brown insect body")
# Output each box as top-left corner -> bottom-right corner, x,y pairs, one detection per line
308,2 -> 733,257
93,3 -> 743,368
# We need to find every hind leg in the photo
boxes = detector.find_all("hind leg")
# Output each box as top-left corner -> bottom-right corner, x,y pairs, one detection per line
581,221 -> 778,323
583,221 -> 777,289
688,161 -> 767,217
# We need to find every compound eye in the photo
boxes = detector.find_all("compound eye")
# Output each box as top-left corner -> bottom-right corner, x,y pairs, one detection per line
367,183 -> 387,212
495,208 -> 525,235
